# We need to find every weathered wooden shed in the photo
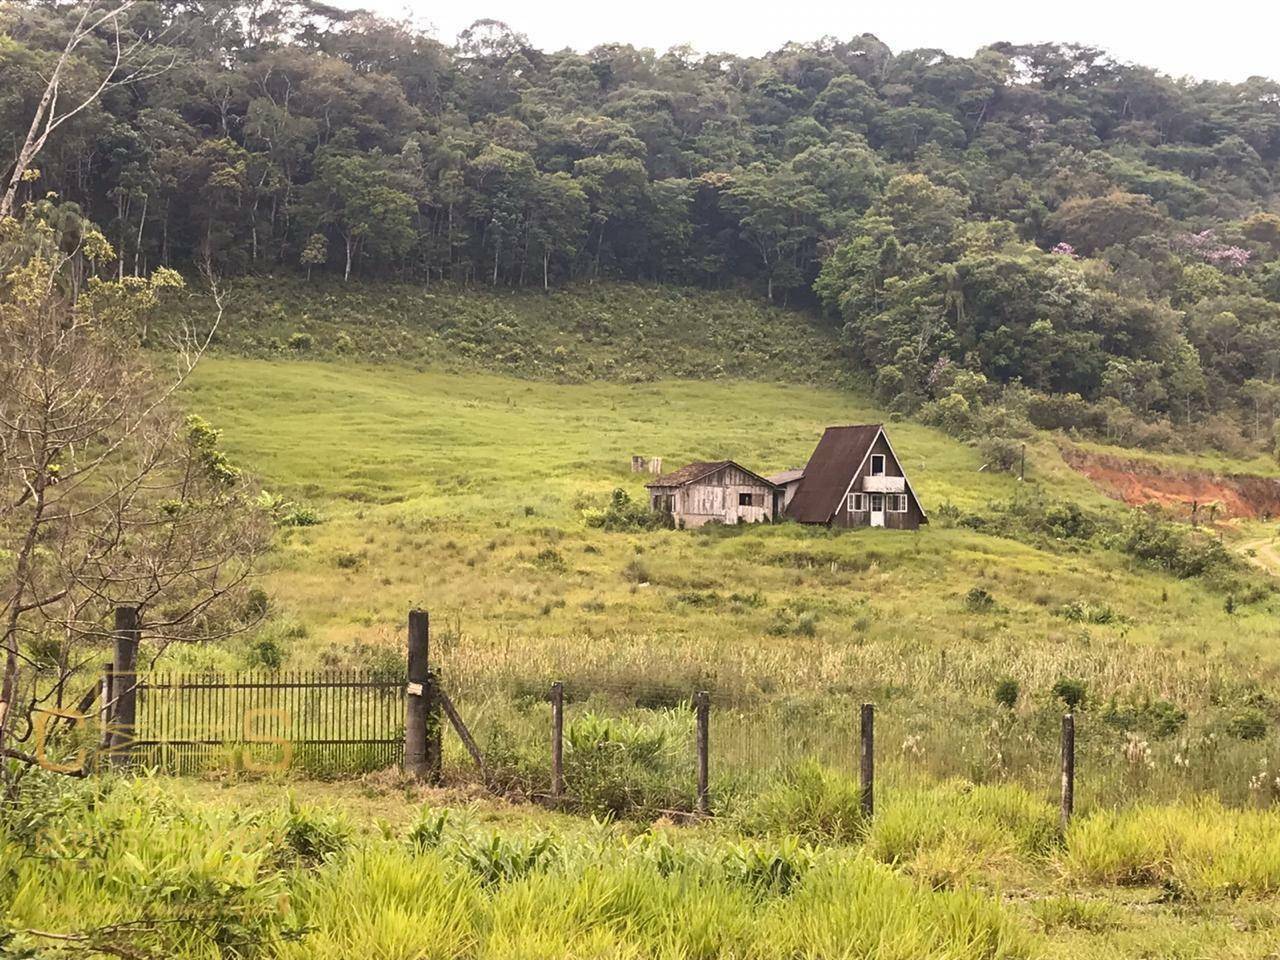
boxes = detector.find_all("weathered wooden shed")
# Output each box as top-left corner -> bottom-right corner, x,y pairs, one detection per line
646,460 -> 780,528
786,425 -> 927,530
766,468 -> 806,510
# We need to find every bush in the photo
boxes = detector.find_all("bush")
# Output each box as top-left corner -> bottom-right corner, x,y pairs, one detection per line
1052,678 -> 1087,710
1225,707 -> 1269,741
1058,600 -> 1120,624
532,547 -> 566,570
273,801 -> 351,868
248,632 -> 286,670
767,607 -> 820,637
621,558 -> 651,583
1115,509 -> 1233,579
583,488 -> 667,531
963,586 -> 995,612
977,436 -> 1023,473
454,832 -> 556,886
993,678 -> 1020,709
723,838 -> 816,897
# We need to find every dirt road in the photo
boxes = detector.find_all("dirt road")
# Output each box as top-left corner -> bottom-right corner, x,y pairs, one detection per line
1235,535 -> 1280,577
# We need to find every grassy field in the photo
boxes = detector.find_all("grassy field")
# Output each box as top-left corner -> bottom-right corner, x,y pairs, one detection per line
167,357 -> 1280,810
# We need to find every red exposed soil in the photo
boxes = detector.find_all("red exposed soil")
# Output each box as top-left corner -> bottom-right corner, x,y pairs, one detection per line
1061,446 -> 1280,520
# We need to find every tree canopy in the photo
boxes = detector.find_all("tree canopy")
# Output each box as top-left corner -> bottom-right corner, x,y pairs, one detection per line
4,1 -> 1280,450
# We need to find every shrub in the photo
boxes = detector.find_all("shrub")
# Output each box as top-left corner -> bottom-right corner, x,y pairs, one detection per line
532,547 -> 566,570
767,607 -> 820,637
248,632 -> 286,670
918,392 -> 976,437
243,586 -> 270,620
1115,510 -> 1232,579
963,586 -> 995,612
723,838 -> 815,897
406,808 -> 450,851
287,331 -> 313,351
582,488 -> 667,532
1101,697 -> 1187,738
993,678 -> 1020,709
281,503 -> 322,527
1052,678 -> 1087,710
334,551 -> 363,569
1058,600 -> 1120,624
977,436 -> 1023,473
272,801 -> 351,868
1225,707 -> 1269,741
621,558 -> 651,583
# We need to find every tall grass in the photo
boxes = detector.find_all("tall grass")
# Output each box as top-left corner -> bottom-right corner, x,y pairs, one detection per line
11,772 -> 1280,957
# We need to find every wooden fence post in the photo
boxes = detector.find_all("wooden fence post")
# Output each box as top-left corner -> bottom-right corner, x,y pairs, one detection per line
550,681 -> 564,800
404,609 -> 430,780
1060,712 -> 1075,831
108,607 -> 140,769
859,703 -> 875,818
695,690 -> 710,815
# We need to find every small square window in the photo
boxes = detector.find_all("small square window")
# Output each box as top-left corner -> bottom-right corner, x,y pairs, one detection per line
848,492 -> 865,512
739,492 -> 753,507
870,454 -> 886,476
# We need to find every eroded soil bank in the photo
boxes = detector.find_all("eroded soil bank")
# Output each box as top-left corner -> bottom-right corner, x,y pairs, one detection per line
1061,446 -> 1280,520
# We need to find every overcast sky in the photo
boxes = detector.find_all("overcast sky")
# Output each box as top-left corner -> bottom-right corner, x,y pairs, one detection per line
351,0 -> 1280,84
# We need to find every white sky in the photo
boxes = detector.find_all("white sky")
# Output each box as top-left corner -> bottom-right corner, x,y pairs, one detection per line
350,0 -> 1280,84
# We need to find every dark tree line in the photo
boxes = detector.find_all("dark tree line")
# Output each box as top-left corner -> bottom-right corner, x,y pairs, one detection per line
4,0 -> 1280,449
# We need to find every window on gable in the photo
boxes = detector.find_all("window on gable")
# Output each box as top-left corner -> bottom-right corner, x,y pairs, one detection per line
848,492 -> 865,512
870,454 -> 886,476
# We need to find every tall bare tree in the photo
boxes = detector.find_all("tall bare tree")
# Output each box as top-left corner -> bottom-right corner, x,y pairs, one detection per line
0,213 -> 269,775
0,0 -> 172,219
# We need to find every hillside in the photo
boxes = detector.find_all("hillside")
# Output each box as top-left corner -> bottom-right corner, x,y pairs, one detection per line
188,276 -> 849,385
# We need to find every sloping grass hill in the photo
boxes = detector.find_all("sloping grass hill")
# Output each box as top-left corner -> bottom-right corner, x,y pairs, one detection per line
186,277 -> 849,386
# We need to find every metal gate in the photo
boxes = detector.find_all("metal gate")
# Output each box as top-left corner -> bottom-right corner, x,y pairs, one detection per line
131,670 -> 404,775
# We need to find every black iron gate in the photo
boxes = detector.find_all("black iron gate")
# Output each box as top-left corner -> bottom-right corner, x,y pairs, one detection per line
131,670 -> 404,776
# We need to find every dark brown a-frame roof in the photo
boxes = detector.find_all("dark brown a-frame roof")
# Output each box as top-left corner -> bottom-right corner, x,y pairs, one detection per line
786,424 -> 884,523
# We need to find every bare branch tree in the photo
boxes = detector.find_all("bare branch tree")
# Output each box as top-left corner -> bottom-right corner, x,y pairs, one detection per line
0,0 -> 175,219
0,227 -> 269,775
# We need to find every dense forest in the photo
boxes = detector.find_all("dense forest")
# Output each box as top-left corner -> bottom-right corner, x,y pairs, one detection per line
5,0 -> 1280,454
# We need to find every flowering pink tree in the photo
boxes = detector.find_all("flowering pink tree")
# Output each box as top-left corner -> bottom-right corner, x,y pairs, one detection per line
1176,230 -> 1252,272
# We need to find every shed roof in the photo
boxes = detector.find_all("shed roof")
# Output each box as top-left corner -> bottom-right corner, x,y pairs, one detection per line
646,459 -> 776,489
767,468 -> 805,486
786,424 -> 883,523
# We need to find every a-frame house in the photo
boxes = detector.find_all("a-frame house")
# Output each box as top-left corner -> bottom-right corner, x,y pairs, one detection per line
785,424 -> 928,530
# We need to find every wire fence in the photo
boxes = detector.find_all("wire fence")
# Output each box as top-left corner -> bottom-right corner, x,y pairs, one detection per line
436,673 -> 1280,814
38,657 -> 1280,814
